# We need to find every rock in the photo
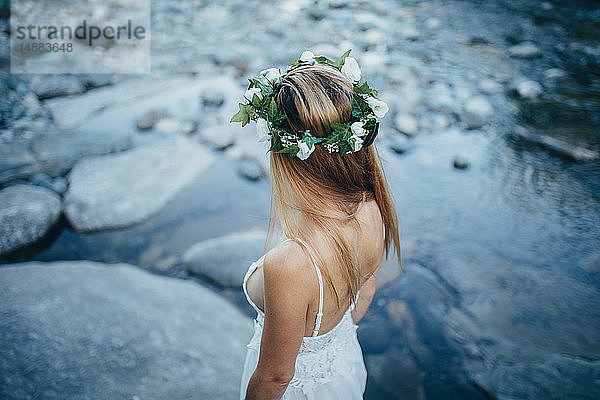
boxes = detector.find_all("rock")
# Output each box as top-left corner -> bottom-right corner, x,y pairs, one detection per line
396,23 -> 420,41
453,155 -> 470,169
541,2 -> 553,11
473,355 -> 600,400
389,135 -> 412,155
394,113 -> 419,136
512,126 -> 598,162
0,184 -> 61,255
44,76 -> 194,129
183,230 -> 267,287
237,159 -> 265,181
460,96 -> 493,129
154,118 -> 197,135
200,124 -> 237,150
478,78 -> 503,94
29,75 -> 85,100
426,82 -> 456,114
0,261 -> 252,400
64,137 -> 215,232
423,17 -> 442,31
508,42 -> 541,59
29,172 -> 68,194
517,80 -> 543,99
78,73 -> 114,89
544,68 -> 567,80
136,108 -> 170,130
420,113 -> 450,132
200,86 -> 225,107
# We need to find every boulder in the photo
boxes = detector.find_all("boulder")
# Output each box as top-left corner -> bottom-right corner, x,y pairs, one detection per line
0,184 -> 61,255
64,137 -> 214,232
183,230 -> 267,287
460,96 -> 493,129
0,261 -> 252,400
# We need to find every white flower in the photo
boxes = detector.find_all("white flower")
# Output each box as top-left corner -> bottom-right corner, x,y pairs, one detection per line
257,67 -> 282,85
351,121 -> 366,137
244,87 -> 262,104
351,134 -> 364,152
256,119 -> 271,142
366,97 -> 389,118
297,141 -> 315,160
300,50 -> 315,63
341,57 -> 361,83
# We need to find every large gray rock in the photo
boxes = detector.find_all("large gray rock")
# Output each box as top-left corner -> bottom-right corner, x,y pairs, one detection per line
0,184 -> 61,255
64,137 -> 214,232
184,230 -> 267,287
29,75 -> 85,100
0,261 -> 253,400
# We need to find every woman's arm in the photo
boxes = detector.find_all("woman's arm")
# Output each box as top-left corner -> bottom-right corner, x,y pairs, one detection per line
245,242 -> 314,400
351,263 -> 381,324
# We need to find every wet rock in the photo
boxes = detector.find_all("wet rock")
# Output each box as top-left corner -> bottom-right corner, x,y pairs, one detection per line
423,17 -> 442,31
136,108 -> 170,131
358,313 -> 391,354
237,159 -> 265,181
453,155 -> 470,169
79,73 -> 114,89
394,113 -> 419,136
183,229 -> 267,287
389,135 -> 412,155
473,355 -> 600,400
64,137 -> 215,232
0,261 -> 252,400
516,80 -> 543,99
200,86 -> 225,107
460,96 -> 493,129
478,78 -> 503,94
29,75 -> 85,100
512,126 -> 598,162
544,68 -> 567,80
0,184 -> 61,255
420,113 -> 450,132
508,42 -> 541,59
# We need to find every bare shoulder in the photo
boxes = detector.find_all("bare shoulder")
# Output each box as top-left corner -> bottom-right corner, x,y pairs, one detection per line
262,240 -> 316,300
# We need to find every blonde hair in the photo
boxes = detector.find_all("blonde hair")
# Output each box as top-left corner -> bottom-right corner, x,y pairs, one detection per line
265,63 -> 401,309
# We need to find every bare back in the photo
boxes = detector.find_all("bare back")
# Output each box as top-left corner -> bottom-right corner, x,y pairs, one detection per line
245,198 -> 385,337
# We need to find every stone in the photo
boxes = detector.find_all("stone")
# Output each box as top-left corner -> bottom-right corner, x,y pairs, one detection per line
200,86 -> 225,107
479,78 -> 503,94
200,124 -> 237,150
389,135 -> 412,155
237,159 -> 265,181
0,261 -> 252,400
154,118 -> 197,135
453,155 -> 470,169
423,17 -> 442,31
508,42 -> 541,59
517,80 -> 543,99
0,184 -> 61,255
63,137 -> 214,232
183,230 -> 267,287
136,108 -> 170,130
544,68 -> 567,80
512,126 -> 598,162
460,96 -> 493,129
29,75 -> 85,99
394,113 -> 419,136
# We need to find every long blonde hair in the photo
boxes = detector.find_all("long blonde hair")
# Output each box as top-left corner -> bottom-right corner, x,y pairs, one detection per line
264,63 -> 401,309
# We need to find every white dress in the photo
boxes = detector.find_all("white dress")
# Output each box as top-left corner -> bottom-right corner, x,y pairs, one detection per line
240,237 -> 367,400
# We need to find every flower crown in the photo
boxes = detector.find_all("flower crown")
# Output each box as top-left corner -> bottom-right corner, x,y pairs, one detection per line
230,49 -> 388,160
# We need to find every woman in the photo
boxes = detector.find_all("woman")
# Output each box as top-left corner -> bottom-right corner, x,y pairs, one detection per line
232,50 -> 401,400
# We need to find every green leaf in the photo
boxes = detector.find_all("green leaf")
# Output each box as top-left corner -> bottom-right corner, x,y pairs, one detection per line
313,55 -> 333,64
351,93 -> 371,119
362,119 -> 379,148
332,49 -> 352,70
354,81 -> 378,97
230,103 -> 251,126
301,131 -> 324,148
275,144 -> 300,158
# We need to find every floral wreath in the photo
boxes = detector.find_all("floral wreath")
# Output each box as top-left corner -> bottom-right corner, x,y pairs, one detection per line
230,49 -> 388,160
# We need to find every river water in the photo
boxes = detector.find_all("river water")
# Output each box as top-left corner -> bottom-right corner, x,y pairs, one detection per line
1,0 -> 599,399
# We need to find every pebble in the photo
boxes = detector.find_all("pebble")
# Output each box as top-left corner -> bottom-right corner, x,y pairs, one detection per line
517,80 -> 543,99
453,155 -> 470,169
237,159 -> 265,181
544,68 -> 567,80
200,86 -> 225,107
508,42 -> 541,59
136,108 -> 170,131
461,96 -> 493,129
394,113 -> 419,136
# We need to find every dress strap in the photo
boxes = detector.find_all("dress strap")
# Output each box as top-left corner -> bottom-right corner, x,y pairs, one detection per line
292,237 -> 324,337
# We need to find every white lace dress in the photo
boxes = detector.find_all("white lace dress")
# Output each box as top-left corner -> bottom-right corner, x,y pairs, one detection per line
239,238 -> 367,400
